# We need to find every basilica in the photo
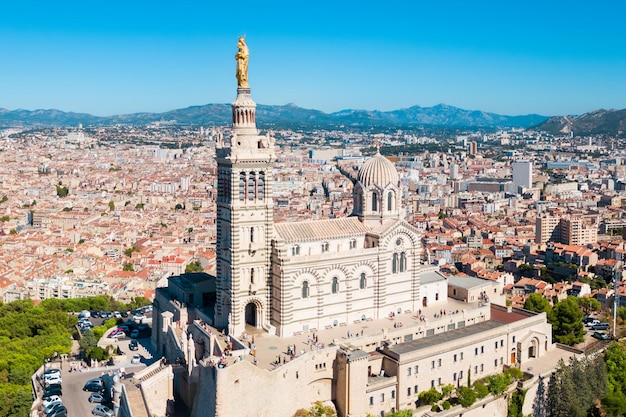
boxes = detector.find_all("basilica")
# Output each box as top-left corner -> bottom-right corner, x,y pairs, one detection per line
147,39 -> 556,417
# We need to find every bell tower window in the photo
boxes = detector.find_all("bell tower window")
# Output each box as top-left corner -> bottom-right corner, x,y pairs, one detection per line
302,281 -> 309,298
387,192 -> 393,211
258,172 -> 265,200
372,192 -> 378,212
248,172 -> 256,201
239,172 -> 246,201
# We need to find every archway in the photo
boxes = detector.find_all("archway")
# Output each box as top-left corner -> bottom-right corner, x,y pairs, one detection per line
245,302 -> 257,327
528,338 -> 538,359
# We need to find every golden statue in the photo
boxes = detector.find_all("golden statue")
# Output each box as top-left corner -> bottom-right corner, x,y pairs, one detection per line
235,36 -> 249,87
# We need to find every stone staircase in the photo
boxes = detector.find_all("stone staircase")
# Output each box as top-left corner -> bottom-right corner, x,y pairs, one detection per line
138,342 -> 154,361
137,364 -> 167,383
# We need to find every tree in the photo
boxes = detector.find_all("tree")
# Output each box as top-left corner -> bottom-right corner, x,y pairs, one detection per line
185,260 -> 203,273
293,401 -> 337,417
578,297 -> 602,315
418,388 -> 442,405
457,386 -> 476,407
550,296 -> 585,345
486,373 -> 511,395
123,263 -> 134,272
55,183 -> 69,197
108,201 -> 115,211
532,375 -> 548,417
524,293 -> 551,315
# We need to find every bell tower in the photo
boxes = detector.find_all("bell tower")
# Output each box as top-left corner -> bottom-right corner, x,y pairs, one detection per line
215,37 -> 275,336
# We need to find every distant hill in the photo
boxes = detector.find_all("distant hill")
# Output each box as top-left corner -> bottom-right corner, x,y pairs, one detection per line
0,103 -> 547,129
534,109 -> 626,136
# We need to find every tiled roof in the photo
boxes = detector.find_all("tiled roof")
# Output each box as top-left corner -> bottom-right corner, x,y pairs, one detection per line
274,217 -> 370,242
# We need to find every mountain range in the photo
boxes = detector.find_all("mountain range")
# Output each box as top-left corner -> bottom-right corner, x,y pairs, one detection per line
0,103 -> 547,130
1,104 -> 625,135
534,109 -> 626,136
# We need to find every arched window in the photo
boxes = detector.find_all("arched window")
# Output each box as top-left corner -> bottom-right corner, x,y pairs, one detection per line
400,252 -> 406,272
239,172 -> 246,201
332,277 -> 339,294
258,172 -> 265,200
302,281 -> 309,299
360,273 -> 366,289
372,192 -> 378,212
248,172 -> 256,201
250,227 -> 255,243
387,192 -> 393,211
392,253 -> 398,273
250,268 -> 255,284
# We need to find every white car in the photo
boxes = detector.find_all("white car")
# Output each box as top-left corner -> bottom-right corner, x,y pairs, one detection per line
43,400 -> 63,415
133,314 -> 147,322
42,395 -> 61,408
92,404 -> 114,417
131,354 -> 141,364
44,374 -> 62,385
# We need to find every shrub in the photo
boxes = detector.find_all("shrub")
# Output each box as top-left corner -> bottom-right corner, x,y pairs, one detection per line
419,388 -> 442,405
475,381 -> 489,398
442,400 -> 451,410
457,386 -> 477,407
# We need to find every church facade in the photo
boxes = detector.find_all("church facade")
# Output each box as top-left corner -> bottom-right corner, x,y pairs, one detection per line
212,67 -> 427,338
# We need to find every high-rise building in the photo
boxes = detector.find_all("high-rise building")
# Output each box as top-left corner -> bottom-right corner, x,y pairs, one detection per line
512,160 -> 532,192
469,141 -> 477,156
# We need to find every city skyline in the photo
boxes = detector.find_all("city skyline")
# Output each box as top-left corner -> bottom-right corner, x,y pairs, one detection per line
2,0 -> 625,118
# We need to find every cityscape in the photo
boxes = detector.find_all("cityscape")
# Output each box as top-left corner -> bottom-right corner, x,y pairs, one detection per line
2,15 -> 626,417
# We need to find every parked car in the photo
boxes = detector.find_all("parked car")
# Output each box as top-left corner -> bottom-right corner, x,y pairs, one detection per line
130,329 -> 140,339
121,311 -> 129,318
586,319 -> 600,327
133,314 -> 147,322
44,374 -> 62,385
88,392 -> 105,403
44,386 -> 62,397
131,354 -> 141,364
42,368 -> 61,379
46,405 -> 67,417
42,395 -> 62,408
592,331 -> 610,341
43,400 -> 63,415
129,339 -> 139,351
592,322 -> 610,330
113,311 -> 122,318
92,405 -> 114,417
109,330 -> 125,339
83,381 -> 104,392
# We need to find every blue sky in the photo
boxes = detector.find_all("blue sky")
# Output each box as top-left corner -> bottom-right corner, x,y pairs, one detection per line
2,0 -> 625,117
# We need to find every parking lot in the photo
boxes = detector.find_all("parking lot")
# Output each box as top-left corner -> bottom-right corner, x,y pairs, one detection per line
36,307 -> 156,417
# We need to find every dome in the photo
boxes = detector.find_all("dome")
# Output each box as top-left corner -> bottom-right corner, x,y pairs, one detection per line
356,152 -> 399,188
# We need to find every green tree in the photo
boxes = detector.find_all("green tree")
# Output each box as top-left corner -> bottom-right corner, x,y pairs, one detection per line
474,380 -> 489,398
123,263 -> 134,272
418,387 -> 442,405
550,296 -> 585,345
578,297 -> 602,315
487,373 -> 512,395
108,200 -> 115,211
55,183 -> 69,197
293,401 -> 337,417
185,260 -> 203,273
457,386 -> 477,407
524,293 -> 552,315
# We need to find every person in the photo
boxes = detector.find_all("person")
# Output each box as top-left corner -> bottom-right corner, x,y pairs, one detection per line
235,36 -> 249,87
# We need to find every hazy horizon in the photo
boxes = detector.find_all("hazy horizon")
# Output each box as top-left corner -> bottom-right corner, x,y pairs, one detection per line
2,0 -> 625,118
